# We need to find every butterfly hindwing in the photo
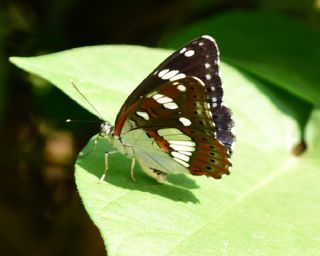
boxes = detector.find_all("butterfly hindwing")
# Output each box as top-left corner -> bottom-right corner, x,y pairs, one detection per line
114,77 -> 231,179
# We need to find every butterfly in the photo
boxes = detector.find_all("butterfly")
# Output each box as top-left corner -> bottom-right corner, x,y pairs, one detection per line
86,35 -> 234,183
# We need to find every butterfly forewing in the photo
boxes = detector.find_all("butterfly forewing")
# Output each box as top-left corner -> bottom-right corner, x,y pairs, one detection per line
114,77 -> 231,179
116,35 -> 234,152
118,36 -> 221,113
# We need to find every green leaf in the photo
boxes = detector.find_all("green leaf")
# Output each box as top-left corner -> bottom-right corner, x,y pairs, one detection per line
10,45 -> 320,255
10,45 -> 171,123
163,11 -> 320,106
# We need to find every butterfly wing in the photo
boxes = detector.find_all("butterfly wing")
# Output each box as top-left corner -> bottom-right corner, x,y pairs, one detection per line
115,77 -> 231,179
116,35 -> 234,152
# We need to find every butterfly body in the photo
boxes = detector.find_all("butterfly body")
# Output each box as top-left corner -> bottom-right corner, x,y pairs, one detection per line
101,126 -> 180,182
96,35 -> 235,183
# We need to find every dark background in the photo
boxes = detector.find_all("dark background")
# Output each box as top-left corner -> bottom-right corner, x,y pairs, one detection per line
0,1 -> 319,255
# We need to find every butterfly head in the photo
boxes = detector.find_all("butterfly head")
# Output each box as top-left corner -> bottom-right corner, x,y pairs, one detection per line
100,121 -> 114,137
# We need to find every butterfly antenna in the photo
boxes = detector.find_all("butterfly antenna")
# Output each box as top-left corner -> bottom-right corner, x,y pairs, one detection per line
70,80 -> 104,120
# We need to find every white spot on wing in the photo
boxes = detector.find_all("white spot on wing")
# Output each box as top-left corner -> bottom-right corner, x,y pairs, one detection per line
152,93 -> 164,100
180,47 -> 186,53
161,70 -> 179,80
152,93 -> 173,104
165,134 -> 191,141
180,151 -> 192,156
156,96 -> 173,104
169,73 -> 186,81
158,69 -> 169,77
163,102 -> 178,109
184,50 -> 195,57
198,41 -> 204,46
205,63 -> 211,69
179,117 -> 191,126
173,157 -> 190,167
170,144 -> 195,152
206,74 -> 212,80
146,91 -> 158,98
177,84 -> 186,92
168,140 -> 195,146
171,151 -> 190,162
158,128 -> 181,136
136,111 -> 149,120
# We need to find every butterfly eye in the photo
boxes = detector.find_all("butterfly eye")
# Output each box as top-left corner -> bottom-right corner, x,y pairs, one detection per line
100,121 -> 113,136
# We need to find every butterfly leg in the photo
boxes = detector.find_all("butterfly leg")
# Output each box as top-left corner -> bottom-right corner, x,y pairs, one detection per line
130,158 -> 137,182
80,134 -> 99,157
99,151 -> 117,183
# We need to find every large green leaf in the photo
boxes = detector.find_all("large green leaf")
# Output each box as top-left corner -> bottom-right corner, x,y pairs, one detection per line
10,45 -> 320,255
163,11 -> 320,106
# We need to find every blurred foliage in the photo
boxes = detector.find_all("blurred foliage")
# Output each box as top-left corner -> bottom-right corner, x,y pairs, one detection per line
2,0 -> 320,255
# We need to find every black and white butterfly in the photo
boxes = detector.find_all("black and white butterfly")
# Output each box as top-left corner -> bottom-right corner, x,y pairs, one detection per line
86,35 -> 235,183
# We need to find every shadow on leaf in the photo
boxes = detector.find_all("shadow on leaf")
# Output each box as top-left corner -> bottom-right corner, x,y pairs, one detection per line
234,68 -> 313,154
76,138 -> 200,203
